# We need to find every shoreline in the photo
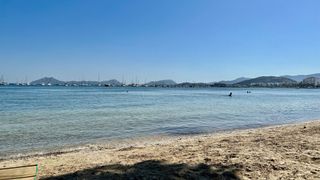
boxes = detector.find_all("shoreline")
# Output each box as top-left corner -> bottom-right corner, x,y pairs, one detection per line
1,120 -> 319,179
0,119 -> 307,161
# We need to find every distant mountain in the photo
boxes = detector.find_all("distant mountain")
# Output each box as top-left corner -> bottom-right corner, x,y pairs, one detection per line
30,77 -> 65,85
283,73 -> 320,82
218,77 -> 251,85
301,77 -> 320,87
236,76 -> 297,86
30,77 -> 122,86
24,75 -> 320,88
145,80 -> 177,87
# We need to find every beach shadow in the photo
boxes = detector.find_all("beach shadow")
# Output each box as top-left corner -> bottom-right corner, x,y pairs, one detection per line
42,160 -> 241,180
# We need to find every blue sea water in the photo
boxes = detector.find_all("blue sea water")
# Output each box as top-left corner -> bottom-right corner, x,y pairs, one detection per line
1,86 -> 320,157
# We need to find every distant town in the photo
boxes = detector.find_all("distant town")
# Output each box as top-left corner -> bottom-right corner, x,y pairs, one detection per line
1,73 -> 320,88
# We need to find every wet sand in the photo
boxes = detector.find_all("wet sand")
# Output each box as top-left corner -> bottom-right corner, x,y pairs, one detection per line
1,120 -> 319,179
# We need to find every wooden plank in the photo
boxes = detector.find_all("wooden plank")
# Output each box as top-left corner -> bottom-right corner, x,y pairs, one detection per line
0,165 -> 37,180
15,178 -> 34,180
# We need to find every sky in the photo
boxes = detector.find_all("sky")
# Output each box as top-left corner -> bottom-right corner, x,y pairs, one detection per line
1,0 -> 320,83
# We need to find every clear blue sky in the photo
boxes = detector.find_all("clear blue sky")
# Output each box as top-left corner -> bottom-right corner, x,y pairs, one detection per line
1,0 -> 320,83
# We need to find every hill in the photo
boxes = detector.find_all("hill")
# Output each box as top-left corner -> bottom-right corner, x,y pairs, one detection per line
30,77 -> 65,86
30,77 -> 122,86
145,80 -> 176,87
235,76 -> 297,87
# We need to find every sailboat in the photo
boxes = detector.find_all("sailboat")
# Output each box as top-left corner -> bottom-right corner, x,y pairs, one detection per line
0,75 -> 5,86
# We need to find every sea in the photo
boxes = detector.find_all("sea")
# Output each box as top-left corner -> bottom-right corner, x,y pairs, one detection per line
1,86 -> 320,157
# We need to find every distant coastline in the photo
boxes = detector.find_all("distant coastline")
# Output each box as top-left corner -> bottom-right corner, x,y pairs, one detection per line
1,73 -> 320,88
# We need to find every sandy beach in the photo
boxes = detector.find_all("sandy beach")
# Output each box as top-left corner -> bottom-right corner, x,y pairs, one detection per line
1,120 -> 319,179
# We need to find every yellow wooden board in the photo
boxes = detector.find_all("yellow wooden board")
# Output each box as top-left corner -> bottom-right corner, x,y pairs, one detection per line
0,165 -> 37,180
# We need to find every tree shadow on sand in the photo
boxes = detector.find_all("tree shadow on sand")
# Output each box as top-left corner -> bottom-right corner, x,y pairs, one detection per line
42,160 -> 241,180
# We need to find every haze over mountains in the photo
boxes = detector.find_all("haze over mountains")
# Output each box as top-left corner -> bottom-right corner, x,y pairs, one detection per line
282,73 -> 320,82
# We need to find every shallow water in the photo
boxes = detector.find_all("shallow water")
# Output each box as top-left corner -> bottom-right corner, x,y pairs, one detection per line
1,86 -> 320,157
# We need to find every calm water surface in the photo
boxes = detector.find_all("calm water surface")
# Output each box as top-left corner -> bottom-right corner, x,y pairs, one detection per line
1,86 -> 320,157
